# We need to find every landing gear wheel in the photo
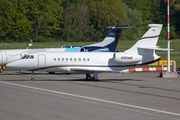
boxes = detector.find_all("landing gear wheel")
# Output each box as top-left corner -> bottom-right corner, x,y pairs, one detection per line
86,76 -> 92,81
29,71 -> 36,81
49,72 -> 55,74
30,78 -> 36,81
0,68 -> 3,73
86,73 -> 92,80
92,77 -> 98,81
92,72 -> 99,81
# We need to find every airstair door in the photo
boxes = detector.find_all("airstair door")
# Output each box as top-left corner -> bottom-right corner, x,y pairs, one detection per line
38,55 -> 45,68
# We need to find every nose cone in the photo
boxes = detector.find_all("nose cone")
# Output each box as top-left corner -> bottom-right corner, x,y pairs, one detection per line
6,61 -> 23,70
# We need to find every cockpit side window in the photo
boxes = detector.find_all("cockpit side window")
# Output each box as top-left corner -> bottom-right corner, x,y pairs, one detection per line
29,55 -> 34,59
21,55 -> 27,59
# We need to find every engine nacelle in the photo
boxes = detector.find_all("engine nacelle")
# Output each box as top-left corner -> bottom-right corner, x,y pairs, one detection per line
113,53 -> 142,64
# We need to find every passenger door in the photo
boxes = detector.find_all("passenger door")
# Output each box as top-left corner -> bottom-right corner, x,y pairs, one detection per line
38,54 -> 45,68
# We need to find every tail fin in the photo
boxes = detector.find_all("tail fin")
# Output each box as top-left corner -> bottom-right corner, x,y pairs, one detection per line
125,24 -> 164,64
84,25 -> 136,52
125,24 -> 163,54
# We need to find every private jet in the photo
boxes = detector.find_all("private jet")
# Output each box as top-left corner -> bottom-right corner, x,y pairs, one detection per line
7,24 -> 168,81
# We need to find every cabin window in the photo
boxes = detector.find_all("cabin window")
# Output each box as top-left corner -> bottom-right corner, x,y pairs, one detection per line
70,58 -> 72,61
83,58 -> 86,61
79,58 -> 81,61
87,58 -> 90,61
66,58 -> 68,61
74,58 -> 76,61
62,58 -> 64,61
54,58 -> 56,61
58,58 -> 60,61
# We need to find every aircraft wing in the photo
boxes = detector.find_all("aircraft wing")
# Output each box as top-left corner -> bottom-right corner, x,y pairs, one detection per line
70,68 -> 121,73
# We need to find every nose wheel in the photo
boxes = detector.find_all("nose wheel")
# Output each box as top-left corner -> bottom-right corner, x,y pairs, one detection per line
30,71 -> 36,81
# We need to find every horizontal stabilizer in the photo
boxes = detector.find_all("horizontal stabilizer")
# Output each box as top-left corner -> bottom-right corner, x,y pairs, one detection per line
106,25 -> 137,29
137,46 -> 172,51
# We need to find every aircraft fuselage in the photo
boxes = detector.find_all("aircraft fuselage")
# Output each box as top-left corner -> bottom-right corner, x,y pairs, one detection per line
7,51 -> 160,73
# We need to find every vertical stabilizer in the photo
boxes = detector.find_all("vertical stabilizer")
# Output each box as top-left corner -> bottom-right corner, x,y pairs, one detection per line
84,25 -> 136,52
125,24 -> 163,54
125,24 -> 163,64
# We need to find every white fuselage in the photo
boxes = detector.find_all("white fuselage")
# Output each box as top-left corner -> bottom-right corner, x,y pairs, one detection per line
6,51 -> 160,73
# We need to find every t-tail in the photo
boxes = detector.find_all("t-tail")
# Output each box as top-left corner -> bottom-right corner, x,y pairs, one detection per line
124,24 -> 168,65
83,25 -> 136,52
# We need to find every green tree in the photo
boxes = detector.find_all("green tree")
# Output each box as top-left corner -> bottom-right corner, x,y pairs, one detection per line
122,3 -> 142,40
0,0 -> 63,42
61,0 -> 84,8
0,0 -> 33,42
28,0 -> 63,40
88,0 -> 129,41
122,0 -> 152,24
169,0 -> 180,38
150,0 -> 179,39
62,1 -> 95,42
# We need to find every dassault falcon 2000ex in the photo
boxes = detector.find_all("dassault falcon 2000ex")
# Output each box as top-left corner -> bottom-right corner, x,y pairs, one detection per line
7,24 -> 167,81
0,25 -> 135,73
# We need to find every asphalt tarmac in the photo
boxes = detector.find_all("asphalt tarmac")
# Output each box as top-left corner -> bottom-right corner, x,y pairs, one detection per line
0,71 -> 180,120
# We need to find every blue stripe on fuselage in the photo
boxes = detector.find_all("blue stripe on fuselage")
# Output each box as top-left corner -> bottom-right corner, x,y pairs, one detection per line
65,47 -> 82,52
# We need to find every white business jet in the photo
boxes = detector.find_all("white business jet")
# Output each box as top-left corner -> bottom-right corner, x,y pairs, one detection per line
7,24 -> 167,81
0,25 -> 135,73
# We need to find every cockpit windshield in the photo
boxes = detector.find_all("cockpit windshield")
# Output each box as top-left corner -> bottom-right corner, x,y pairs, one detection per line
21,55 -> 27,59
25,55 -> 30,59
21,55 -> 34,59
29,55 -> 34,59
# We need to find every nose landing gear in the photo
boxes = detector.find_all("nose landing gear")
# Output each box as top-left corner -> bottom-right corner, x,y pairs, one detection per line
30,71 -> 36,81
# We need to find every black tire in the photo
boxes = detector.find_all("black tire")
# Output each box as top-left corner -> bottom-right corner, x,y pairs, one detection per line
49,72 -> 55,74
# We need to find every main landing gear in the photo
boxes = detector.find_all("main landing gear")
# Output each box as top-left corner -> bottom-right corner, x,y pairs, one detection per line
30,71 -> 36,81
86,72 -> 99,81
